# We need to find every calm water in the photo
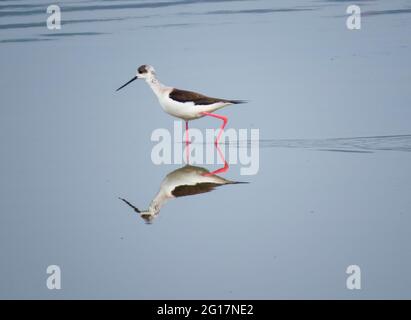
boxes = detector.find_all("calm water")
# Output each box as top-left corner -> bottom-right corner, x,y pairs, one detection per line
1,0 -> 411,299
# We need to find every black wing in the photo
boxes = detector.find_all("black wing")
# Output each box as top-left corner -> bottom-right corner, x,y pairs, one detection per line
169,88 -> 245,105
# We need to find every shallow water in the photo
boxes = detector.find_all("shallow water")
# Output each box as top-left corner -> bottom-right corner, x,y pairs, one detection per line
1,0 -> 411,299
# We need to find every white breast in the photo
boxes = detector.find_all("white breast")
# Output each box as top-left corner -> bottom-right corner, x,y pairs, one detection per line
159,94 -> 229,121
147,80 -> 230,121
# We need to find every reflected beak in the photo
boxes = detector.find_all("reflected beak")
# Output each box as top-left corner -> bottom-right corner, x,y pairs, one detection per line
116,76 -> 138,92
118,197 -> 141,213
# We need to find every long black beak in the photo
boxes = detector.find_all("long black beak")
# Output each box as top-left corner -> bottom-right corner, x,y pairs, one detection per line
118,197 -> 141,213
116,76 -> 138,92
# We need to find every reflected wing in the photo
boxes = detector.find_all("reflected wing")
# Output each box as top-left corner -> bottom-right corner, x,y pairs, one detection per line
171,183 -> 220,197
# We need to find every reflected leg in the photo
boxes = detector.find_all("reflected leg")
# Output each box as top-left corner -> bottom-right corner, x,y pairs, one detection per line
203,142 -> 229,176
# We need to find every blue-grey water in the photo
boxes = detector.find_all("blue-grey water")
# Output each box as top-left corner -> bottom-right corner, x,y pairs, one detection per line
1,0 -> 410,299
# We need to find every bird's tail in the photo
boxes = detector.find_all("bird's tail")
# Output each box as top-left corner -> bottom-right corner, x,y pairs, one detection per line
228,99 -> 248,104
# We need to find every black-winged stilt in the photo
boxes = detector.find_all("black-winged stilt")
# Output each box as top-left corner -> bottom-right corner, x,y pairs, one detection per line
116,64 -> 246,145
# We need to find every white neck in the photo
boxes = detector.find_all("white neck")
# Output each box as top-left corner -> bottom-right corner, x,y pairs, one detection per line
143,189 -> 169,216
145,74 -> 166,98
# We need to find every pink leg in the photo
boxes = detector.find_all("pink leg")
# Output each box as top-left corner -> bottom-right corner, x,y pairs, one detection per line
185,121 -> 190,163
200,112 -> 228,145
185,121 -> 189,146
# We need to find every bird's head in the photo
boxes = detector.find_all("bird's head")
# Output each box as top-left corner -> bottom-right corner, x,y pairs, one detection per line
116,64 -> 156,92
136,64 -> 156,79
118,197 -> 159,224
137,207 -> 160,224
140,211 -> 157,224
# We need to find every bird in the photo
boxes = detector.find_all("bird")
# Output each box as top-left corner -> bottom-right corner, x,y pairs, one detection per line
119,164 -> 247,223
116,64 -> 246,145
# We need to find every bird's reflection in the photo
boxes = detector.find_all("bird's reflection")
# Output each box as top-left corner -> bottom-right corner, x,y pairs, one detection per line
119,164 -> 246,223
119,154 -> 246,224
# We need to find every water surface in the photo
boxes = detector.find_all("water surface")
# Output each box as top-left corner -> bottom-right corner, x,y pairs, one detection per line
1,0 -> 411,299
